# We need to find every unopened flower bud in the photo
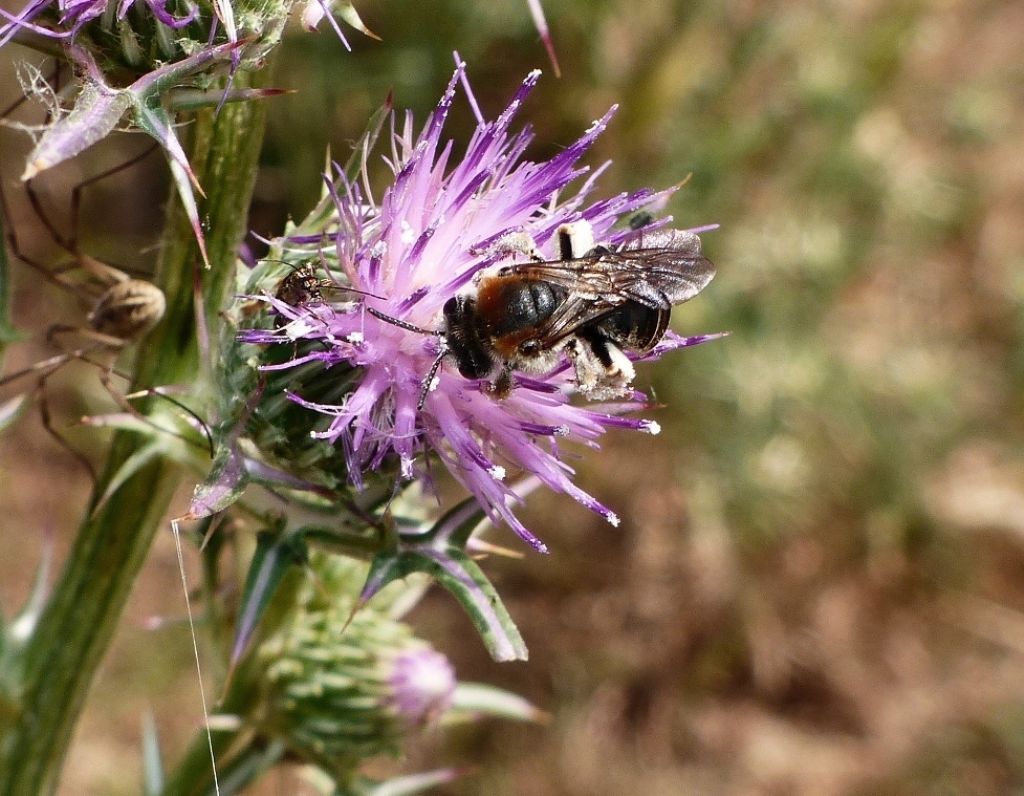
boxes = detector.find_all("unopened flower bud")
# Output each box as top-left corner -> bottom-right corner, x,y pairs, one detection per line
300,0 -> 325,31
387,647 -> 456,726
254,588 -> 455,767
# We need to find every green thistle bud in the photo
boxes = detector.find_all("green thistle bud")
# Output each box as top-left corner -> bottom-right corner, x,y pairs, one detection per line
252,583 -> 455,774
216,256 -> 392,495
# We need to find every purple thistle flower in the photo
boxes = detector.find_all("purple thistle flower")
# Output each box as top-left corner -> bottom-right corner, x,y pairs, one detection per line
242,62 -> 720,553
387,647 -> 456,726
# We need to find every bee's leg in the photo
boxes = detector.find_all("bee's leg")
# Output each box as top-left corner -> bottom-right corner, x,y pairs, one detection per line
602,342 -> 635,387
475,231 -> 544,262
577,328 -> 613,369
572,329 -> 635,398
556,220 -> 595,260
416,347 -> 448,411
486,365 -> 515,399
564,336 -> 601,395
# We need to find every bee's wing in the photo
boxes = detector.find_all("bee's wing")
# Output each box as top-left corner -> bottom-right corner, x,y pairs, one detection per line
527,292 -> 623,347
502,245 -> 715,310
500,229 -> 715,347
599,248 -> 716,307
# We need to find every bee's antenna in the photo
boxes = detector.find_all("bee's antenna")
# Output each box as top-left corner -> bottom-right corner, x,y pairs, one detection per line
417,345 -> 448,411
362,307 -> 447,411
340,285 -> 387,301
365,306 -> 441,337
260,257 -> 306,272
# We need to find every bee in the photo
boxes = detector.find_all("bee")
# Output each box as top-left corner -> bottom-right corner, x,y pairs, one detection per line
274,263 -> 324,308
369,219 -> 715,406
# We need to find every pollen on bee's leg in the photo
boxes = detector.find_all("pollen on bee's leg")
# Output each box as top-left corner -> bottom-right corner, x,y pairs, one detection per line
605,343 -> 635,383
489,369 -> 514,398
478,230 -> 543,262
565,336 -> 600,395
556,220 -> 595,260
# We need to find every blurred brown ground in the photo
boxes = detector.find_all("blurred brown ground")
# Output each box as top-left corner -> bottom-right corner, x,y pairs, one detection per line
2,0 -> 1024,793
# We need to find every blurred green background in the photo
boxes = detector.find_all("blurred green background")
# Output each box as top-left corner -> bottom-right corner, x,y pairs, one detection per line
2,0 -> 1024,792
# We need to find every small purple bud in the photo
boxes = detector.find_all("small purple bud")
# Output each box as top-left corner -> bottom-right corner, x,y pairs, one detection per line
388,647 -> 457,726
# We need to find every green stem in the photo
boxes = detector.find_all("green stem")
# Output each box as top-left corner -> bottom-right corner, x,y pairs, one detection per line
0,71 -> 269,795
0,190 -> 17,359
164,731 -> 286,796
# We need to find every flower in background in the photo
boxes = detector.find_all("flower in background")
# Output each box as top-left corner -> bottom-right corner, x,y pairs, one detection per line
242,62 -> 720,553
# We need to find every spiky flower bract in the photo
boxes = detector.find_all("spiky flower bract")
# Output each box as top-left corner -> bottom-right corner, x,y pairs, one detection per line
242,62 -> 719,552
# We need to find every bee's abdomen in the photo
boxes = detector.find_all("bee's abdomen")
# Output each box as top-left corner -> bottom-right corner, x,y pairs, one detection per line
477,277 -> 563,338
598,301 -> 669,351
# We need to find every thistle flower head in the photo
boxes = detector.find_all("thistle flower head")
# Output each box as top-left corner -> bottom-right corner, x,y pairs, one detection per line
0,0 -> 372,65
0,0 -> 201,57
241,63 -> 719,552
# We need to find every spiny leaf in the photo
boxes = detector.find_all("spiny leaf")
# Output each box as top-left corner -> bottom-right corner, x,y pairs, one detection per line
0,196 -> 21,354
167,87 -> 293,113
230,530 -> 308,667
7,528 -> 54,647
184,442 -> 249,520
448,682 -> 546,723
0,393 -> 31,433
133,103 -> 210,267
91,439 -> 163,515
359,500 -> 527,662
336,1 -> 381,41
366,768 -> 468,796
20,85 -> 131,181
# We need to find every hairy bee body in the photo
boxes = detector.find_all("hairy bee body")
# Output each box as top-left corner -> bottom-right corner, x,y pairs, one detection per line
360,220 -> 715,406
436,222 -> 715,398
443,276 -> 567,387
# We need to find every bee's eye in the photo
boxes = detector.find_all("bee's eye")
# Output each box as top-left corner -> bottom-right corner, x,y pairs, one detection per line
443,297 -> 458,313
519,339 -> 540,355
